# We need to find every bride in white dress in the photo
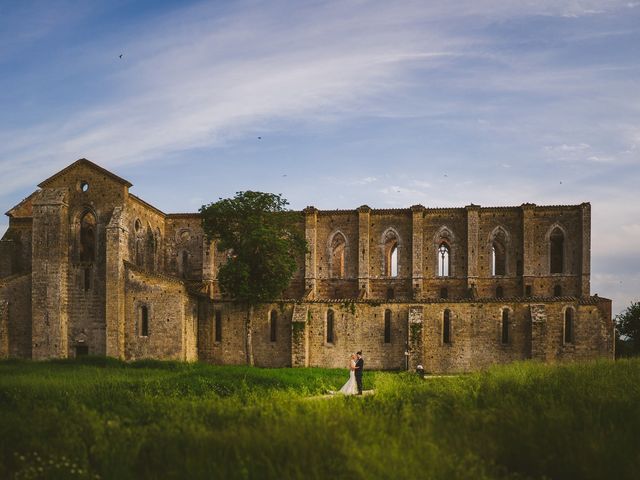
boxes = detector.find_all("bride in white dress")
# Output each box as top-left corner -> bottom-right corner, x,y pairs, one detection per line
338,353 -> 358,395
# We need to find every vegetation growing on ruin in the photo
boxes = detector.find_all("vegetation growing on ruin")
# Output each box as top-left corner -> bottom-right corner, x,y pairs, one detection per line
0,358 -> 638,480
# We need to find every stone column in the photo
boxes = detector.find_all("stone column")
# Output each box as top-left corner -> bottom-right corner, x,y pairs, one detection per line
105,207 -> 129,359
202,237 -> 216,298
521,203 -> 536,296
303,207 -> 318,298
357,205 -> 371,298
530,304 -> 547,360
580,202 -> 591,298
411,205 -> 425,299
290,304 -> 309,367
465,204 -> 480,297
31,188 -> 69,360
408,306 -> 424,370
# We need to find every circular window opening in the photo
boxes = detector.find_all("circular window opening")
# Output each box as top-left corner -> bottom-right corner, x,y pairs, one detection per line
79,181 -> 89,192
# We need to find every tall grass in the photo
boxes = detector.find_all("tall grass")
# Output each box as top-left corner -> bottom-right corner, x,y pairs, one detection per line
0,358 -> 638,479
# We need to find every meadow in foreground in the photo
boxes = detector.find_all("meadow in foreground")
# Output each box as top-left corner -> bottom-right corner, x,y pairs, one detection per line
0,357 -> 639,479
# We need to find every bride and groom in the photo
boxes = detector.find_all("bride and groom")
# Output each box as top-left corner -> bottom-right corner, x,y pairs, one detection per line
338,351 -> 364,395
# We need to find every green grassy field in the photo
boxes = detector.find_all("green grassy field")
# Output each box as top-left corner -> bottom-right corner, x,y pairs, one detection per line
0,358 -> 639,480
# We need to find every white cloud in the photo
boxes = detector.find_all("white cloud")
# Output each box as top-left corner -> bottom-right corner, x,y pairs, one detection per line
350,176 -> 378,186
0,0 -> 638,313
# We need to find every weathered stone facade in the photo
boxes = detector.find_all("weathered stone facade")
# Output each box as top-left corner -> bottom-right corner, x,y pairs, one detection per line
0,159 -> 614,371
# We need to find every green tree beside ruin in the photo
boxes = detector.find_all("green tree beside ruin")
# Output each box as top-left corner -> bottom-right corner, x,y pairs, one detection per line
616,301 -> 640,356
200,191 -> 306,365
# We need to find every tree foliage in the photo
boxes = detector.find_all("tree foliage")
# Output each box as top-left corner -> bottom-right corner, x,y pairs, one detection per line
616,301 -> 640,355
200,191 -> 306,305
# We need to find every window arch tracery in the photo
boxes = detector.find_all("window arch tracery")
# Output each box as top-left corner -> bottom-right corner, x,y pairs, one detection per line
329,232 -> 347,279
382,228 -> 400,277
490,227 -> 509,276
434,226 -> 455,278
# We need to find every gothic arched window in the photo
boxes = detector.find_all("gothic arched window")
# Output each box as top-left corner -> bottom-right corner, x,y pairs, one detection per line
326,309 -> 335,344
180,250 -> 189,279
384,230 -> 399,277
438,242 -> 450,277
384,309 -> 391,344
490,228 -> 508,277
80,211 -> 96,262
214,310 -> 222,342
331,233 -> 346,279
492,241 -> 506,276
270,310 -> 278,342
550,228 -> 564,274
443,309 -> 452,344
140,305 -> 149,337
564,308 -> 574,344
145,228 -> 156,271
135,239 -> 144,267
501,309 -> 509,344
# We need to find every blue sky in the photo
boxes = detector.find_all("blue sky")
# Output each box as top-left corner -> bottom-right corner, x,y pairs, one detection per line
1,0 -> 638,314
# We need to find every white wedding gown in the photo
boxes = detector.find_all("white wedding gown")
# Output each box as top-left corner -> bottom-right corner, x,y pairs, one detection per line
338,360 -> 358,395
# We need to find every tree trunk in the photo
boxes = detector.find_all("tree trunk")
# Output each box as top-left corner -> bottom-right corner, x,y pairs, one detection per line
246,304 -> 254,366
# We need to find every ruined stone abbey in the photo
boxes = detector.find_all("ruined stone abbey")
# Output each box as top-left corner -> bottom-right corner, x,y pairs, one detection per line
0,159 -> 613,371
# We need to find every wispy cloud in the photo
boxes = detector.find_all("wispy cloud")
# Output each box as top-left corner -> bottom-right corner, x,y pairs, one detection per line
0,0 -> 638,312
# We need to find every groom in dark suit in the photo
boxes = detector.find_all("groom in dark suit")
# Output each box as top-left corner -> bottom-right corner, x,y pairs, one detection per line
355,351 -> 364,395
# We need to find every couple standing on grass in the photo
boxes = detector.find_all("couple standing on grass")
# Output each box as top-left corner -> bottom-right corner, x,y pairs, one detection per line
338,351 -> 364,395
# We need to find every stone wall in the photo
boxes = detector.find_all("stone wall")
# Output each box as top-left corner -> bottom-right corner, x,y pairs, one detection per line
204,297 -> 613,372
0,274 -> 32,358
198,301 -> 293,367
165,215 -> 204,281
124,263 -> 197,361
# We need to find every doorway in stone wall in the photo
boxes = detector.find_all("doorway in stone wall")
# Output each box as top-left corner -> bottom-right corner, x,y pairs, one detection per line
75,345 -> 89,357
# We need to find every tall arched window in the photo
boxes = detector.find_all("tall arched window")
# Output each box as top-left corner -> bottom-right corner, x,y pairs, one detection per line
80,211 -> 96,262
146,228 -> 156,271
326,309 -> 335,344
501,309 -> 509,344
491,228 -> 508,276
564,308 -> 574,344
438,242 -> 450,277
330,233 -> 346,279
389,244 -> 398,277
180,250 -> 189,279
384,230 -> 399,277
492,242 -> 506,276
443,309 -> 452,344
384,309 -> 391,344
550,228 -> 564,274
270,310 -> 278,342
214,310 -> 222,342
140,305 -> 149,337
135,239 -> 144,267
